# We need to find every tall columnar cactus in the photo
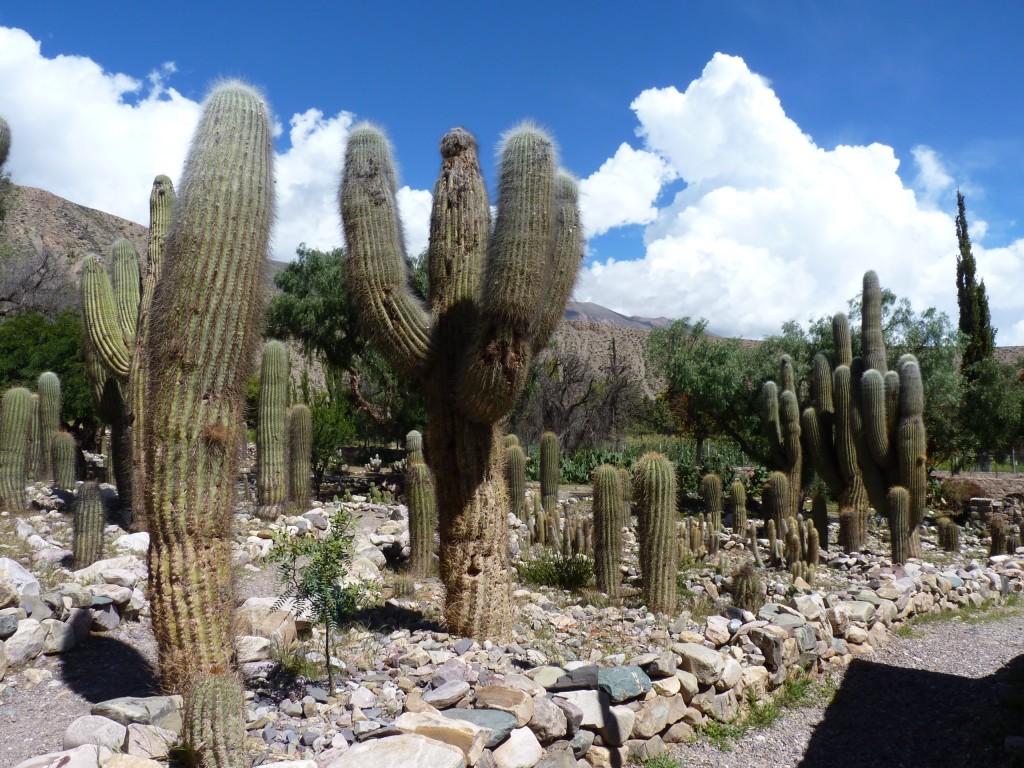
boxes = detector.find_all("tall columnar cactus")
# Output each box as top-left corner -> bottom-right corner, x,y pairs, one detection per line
633,452 -> 678,614
762,356 -> 802,518
592,464 -> 623,597
701,473 -> 723,531
341,123 -> 583,639
287,404 -> 312,511
540,431 -> 560,513
854,272 -> 928,558
762,471 -> 788,530
407,461 -> 436,575
506,443 -> 527,520
406,430 -> 425,466
52,431 -> 77,490
256,340 -> 289,519
142,82 -> 272,767
73,481 -> 105,568
0,387 -> 31,512
801,312 -> 869,553
729,479 -> 746,535
36,371 -> 61,482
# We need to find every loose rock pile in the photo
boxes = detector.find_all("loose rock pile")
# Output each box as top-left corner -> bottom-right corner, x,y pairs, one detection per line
2,484 -> 1023,768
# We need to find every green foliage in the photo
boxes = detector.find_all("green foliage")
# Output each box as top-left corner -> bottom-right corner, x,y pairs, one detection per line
516,549 -> 594,592
956,192 -> 995,368
308,391 -> 358,495
0,309 -> 94,430
266,509 -> 377,685
266,246 -> 426,442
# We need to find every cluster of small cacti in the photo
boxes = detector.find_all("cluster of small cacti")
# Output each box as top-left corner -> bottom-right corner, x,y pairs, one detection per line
405,429 -> 436,576
540,431 -> 560,513
342,121 -> 583,639
762,355 -> 802,518
937,516 -> 961,552
72,481 -> 105,568
762,511 -> 819,571
730,562 -> 763,613
791,560 -> 815,586
634,452 -> 677,614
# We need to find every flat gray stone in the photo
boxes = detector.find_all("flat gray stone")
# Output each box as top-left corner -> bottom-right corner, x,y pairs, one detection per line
672,642 -> 725,685
11,745 -> 100,768
92,695 -> 184,732
324,734 -> 466,768
443,709 -> 517,748
6,619 -> 46,666
423,680 -> 471,708
598,665 -> 652,703
63,714 -> 126,751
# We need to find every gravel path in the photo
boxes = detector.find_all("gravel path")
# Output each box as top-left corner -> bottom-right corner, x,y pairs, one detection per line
677,609 -> 1024,768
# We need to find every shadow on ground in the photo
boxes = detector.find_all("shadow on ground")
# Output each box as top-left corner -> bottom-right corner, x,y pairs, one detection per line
799,648 -> 1024,768
57,634 -> 159,703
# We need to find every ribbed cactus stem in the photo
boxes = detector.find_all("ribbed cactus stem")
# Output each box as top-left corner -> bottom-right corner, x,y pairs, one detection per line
143,81 -> 273,692
407,462 -> 436,576
37,372 -> 60,482
503,433 -> 519,449
256,339 -> 289,519
763,355 -> 802,518
728,479 -> 745,534
406,430 -> 425,466
887,487 -> 909,564
763,471 -> 788,530
73,481 -> 105,568
540,431 -> 560,512
82,255 -> 132,379
701,473 -> 723,531
130,174 -> 177,531
748,522 -> 764,568
506,444 -> 526,520
287,404 -> 312,511
766,518 -> 779,568
110,239 -> 141,348
861,271 -> 887,373
0,116 -> 9,167
183,673 -> 246,768
811,490 -> 829,551
634,452 -> 677,614
0,387 -> 31,512
27,394 -> 40,482
592,464 -> 623,597
806,524 -> 820,566
938,517 -> 960,552
51,431 -> 76,490
990,514 -> 1008,557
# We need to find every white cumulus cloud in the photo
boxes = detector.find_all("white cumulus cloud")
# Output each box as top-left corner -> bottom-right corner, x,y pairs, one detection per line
0,26 -> 430,263
577,52 -> 1024,343
579,143 -> 677,237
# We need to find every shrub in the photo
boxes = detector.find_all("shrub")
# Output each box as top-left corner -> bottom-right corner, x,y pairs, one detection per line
939,477 -> 986,514
517,549 -> 594,591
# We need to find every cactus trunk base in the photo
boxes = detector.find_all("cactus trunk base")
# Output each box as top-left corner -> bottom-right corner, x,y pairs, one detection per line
430,411 -> 512,640
838,507 -> 867,553
183,673 -> 246,768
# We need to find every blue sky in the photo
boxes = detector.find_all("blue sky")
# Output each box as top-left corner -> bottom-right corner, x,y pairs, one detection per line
2,3 -> 1024,341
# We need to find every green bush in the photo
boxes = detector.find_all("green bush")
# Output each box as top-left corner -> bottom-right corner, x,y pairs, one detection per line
309,392 -> 358,495
517,549 -> 594,591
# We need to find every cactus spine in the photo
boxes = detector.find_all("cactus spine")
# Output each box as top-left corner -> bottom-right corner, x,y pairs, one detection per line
287,404 -> 312,511
540,431 -> 560,513
341,123 -> 583,639
633,452 -> 677,614
762,356 -> 802,518
506,442 -> 527,520
36,372 -> 61,482
52,431 -> 76,490
73,481 -> 105,568
142,82 -> 272,766
592,464 -> 623,597
256,340 -> 289,519
0,387 -> 31,511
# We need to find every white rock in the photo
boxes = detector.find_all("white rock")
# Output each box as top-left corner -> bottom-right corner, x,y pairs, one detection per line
64,714 -> 127,751
12,745 -> 100,768
493,726 -> 543,768
113,532 -> 150,555
42,618 -> 76,654
324,734 -> 465,768
6,619 -> 46,666
236,635 -> 273,663
0,557 -> 40,595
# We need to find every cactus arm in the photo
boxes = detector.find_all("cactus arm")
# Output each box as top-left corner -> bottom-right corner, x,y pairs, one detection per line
82,255 -> 132,379
802,407 -> 841,497
861,270 -> 887,373
341,125 -> 432,377
530,171 -> 584,355
860,369 -> 891,466
110,238 -> 141,347
832,313 -> 852,368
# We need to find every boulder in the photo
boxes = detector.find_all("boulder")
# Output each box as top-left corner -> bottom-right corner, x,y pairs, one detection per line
395,710 -> 490,764
63,714 -> 127,751
492,727 -> 543,768
672,642 -> 725,685
323,734 -> 466,768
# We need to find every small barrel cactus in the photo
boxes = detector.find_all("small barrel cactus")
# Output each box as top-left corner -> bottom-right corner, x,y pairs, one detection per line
633,452 -> 677,614
256,340 -> 289,519
287,404 -> 312,511
989,513 -> 1008,557
51,432 -> 77,490
407,462 -> 436,576
592,464 -> 623,597
73,481 -> 105,568
938,516 -> 960,552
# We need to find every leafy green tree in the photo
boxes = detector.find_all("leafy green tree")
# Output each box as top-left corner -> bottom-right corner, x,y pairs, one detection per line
0,308 -> 96,438
266,246 -> 425,442
267,508 -> 377,691
309,391 -> 358,495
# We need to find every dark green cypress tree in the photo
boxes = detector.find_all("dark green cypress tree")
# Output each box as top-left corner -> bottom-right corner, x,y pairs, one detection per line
955,191 -> 996,369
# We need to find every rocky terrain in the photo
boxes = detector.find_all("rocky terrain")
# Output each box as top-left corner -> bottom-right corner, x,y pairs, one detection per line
1,464 -> 1023,768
